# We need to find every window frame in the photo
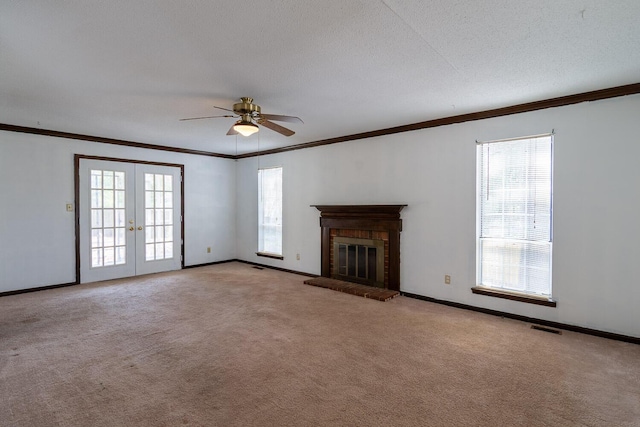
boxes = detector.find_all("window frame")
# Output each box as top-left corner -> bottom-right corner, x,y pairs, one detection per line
257,166 -> 283,259
473,134 -> 556,306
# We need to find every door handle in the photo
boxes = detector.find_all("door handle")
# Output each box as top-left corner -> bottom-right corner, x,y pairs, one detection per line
129,226 -> 134,231
138,226 -> 143,230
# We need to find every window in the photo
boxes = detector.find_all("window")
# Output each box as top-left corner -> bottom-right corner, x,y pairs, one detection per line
258,167 -> 283,257
144,173 -> 175,261
476,134 -> 553,298
90,169 -> 127,267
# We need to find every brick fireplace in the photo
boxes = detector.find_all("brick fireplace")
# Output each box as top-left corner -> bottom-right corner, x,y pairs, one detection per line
312,205 -> 406,291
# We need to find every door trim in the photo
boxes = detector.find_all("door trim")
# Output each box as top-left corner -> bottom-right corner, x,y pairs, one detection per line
74,154 -> 185,283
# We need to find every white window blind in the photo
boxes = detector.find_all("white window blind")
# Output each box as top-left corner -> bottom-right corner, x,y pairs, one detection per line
477,135 -> 553,296
258,167 -> 283,256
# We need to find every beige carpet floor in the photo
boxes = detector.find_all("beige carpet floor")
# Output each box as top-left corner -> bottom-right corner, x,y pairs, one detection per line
1,262 -> 639,427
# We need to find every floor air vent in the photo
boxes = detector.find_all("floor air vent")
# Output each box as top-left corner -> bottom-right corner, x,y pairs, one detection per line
531,325 -> 562,335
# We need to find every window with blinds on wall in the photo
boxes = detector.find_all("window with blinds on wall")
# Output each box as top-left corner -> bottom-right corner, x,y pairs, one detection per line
476,134 -> 553,297
258,166 -> 283,256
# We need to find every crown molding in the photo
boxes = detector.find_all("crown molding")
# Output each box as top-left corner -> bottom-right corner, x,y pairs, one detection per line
2,82 -> 639,159
237,82 -> 640,158
0,123 -> 234,159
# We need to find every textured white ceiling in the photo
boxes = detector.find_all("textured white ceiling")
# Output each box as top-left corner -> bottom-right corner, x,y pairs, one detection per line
1,1 -> 639,155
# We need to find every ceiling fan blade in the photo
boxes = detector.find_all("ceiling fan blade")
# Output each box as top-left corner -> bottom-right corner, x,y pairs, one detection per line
214,105 -> 236,113
179,115 -> 234,121
226,124 -> 239,136
259,119 -> 295,137
260,113 -> 303,124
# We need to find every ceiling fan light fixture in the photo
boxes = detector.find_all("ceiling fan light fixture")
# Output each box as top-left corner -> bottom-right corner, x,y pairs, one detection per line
233,121 -> 259,137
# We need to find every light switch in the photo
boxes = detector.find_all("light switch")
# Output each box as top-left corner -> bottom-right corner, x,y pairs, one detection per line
66,203 -> 73,212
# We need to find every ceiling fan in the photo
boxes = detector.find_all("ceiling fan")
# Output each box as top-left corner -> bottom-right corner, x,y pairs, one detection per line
180,97 -> 303,137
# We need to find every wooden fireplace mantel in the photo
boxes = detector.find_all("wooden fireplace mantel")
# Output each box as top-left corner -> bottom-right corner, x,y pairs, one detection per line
312,205 -> 407,291
312,204 -> 406,218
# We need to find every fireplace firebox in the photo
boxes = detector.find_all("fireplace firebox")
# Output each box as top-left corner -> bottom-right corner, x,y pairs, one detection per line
333,236 -> 385,287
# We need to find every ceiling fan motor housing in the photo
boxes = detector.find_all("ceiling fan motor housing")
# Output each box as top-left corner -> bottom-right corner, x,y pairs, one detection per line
233,97 -> 261,116
180,96 -> 299,137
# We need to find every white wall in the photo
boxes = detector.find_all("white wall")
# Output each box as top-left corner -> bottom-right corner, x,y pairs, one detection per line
3,94 -> 638,338
0,131 -> 236,292
235,94 -> 640,338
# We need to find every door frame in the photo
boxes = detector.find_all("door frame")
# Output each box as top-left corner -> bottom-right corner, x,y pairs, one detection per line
74,154 -> 185,283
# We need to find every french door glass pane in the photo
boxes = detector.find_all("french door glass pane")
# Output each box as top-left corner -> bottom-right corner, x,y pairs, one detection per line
91,190 -> 102,208
155,243 -> 164,259
91,229 -> 102,248
145,227 -> 154,242
146,244 -> 154,261
115,228 -> 125,246
103,171 -> 113,189
103,210 -> 114,227
91,171 -> 102,188
104,228 -> 114,246
115,191 -> 125,208
155,226 -> 164,241
91,210 -> 102,228
145,191 -> 154,207
103,190 -> 114,208
116,247 -> 126,264
155,174 -> 164,191
155,209 -> 164,225
115,209 -> 125,227
90,169 -> 127,267
92,248 -> 103,267
104,247 -> 115,266
145,173 -> 154,190
144,173 -> 174,261
114,172 -> 125,189
145,209 -> 154,225
155,191 -> 164,208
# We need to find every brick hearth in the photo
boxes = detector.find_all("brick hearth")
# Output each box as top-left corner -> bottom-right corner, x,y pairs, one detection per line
303,277 -> 399,302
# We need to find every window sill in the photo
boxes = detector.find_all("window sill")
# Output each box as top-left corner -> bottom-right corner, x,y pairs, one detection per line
471,286 -> 556,307
256,252 -> 284,260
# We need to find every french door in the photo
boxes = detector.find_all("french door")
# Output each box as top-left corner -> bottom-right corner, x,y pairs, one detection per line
79,158 -> 182,283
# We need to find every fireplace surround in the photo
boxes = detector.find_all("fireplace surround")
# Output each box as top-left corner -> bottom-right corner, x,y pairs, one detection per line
312,205 -> 406,291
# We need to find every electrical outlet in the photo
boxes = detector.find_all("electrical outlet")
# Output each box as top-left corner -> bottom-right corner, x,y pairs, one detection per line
444,275 -> 451,285
207,247 -> 211,253
296,253 -> 300,260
